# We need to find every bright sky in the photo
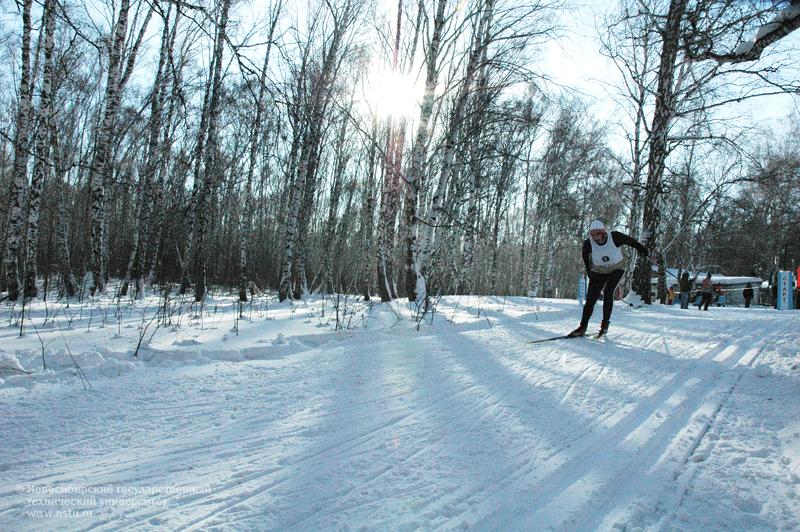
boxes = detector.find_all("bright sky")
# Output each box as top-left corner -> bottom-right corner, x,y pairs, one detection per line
540,0 -> 800,151
370,0 -> 800,153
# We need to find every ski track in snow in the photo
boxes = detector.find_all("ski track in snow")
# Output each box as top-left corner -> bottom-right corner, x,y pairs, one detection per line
0,296 -> 798,531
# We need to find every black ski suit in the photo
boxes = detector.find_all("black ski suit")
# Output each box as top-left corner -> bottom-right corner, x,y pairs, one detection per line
579,231 -> 647,329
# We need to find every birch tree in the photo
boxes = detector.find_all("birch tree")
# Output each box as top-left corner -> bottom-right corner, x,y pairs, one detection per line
601,1 -> 659,293
400,0 -> 449,303
120,4 -> 175,299
88,0 -> 152,295
22,0 -> 57,298
3,0 -> 33,301
627,0 -> 800,303
457,7 -> 500,295
317,112 -> 351,293
357,117 -> 380,300
407,0 -> 552,302
239,1 -> 281,302
148,10 -> 190,285
194,0 -> 232,302
630,0 -> 688,303
279,0 -> 363,302
412,0 -> 495,305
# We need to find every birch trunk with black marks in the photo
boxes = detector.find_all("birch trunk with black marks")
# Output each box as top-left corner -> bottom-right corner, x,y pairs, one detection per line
292,12 -> 359,298
292,122 -> 324,298
148,10 -> 185,284
23,0 -> 57,298
623,97 -> 646,294
194,0 -> 231,302
317,116 -> 349,294
276,57 -> 308,299
657,251 -> 667,303
279,2 -> 356,301
88,0 -> 131,295
402,0 -> 448,304
458,21 -> 492,295
3,0 -> 33,300
51,129 -> 76,297
625,75 -> 648,239
358,118 -> 380,300
415,0 -> 493,302
376,124 -> 402,302
121,5 -> 172,299
239,5 -> 280,302
180,40 -> 215,295
101,5 -> 153,289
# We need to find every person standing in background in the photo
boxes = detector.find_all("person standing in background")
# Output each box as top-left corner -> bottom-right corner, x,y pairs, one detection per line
679,271 -> 692,309
717,285 -> 727,307
699,273 -> 713,311
743,283 -> 754,308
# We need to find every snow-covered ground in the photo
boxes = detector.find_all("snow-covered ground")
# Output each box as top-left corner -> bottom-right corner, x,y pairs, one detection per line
1,289 -> 798,531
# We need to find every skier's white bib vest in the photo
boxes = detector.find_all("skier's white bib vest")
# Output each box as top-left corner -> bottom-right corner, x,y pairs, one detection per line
589,234 -> 625,274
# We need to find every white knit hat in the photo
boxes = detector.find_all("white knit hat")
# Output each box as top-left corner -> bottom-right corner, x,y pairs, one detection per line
589,220 -> 606,232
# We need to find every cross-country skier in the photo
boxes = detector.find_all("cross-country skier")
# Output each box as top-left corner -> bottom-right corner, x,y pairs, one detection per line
568,220 -> 648,338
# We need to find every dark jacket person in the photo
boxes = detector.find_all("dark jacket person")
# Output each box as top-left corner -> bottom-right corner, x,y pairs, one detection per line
568,220 -> 648,337
679,271 -> 692,309
743,283 -> 754,308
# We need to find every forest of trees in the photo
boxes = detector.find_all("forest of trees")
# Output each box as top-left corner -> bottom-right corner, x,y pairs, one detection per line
0,0 -> 798,307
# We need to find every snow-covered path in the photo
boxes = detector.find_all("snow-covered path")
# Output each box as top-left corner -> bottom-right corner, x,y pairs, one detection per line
1,296 -> 798,530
